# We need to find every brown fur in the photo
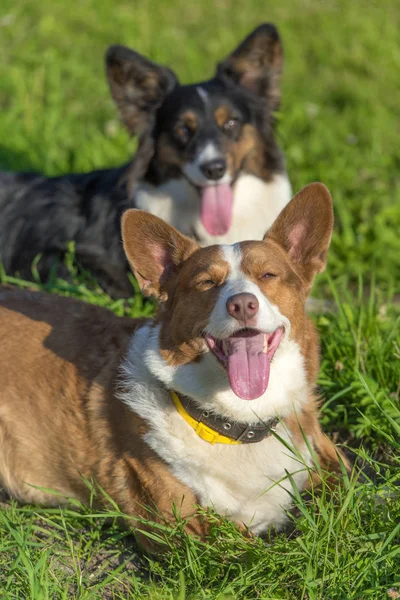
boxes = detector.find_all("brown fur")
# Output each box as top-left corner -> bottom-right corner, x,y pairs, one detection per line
266,183 -> 334,291
0,289 -> 207,553
0,184 -> 345,554
180,111 -> 198,132
226,124 -> 259,175
214,106 -> 231,128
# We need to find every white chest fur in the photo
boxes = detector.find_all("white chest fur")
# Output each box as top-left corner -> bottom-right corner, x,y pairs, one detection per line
120,327 -> 312,534
147,414 -> 310,533
134,173 -> 292,245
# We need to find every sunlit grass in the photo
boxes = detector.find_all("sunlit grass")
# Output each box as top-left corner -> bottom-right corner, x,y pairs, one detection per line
0,0 -> 399,597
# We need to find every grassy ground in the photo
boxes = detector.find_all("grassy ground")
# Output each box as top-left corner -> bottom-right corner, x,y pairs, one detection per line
0,0 -> 399,598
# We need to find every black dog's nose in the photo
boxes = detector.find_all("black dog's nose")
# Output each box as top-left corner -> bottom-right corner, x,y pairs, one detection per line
200,159 -> 227,181
226,293 -> 259,322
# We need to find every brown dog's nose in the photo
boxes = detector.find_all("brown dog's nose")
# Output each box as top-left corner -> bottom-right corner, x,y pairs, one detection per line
226,293 -> 259,322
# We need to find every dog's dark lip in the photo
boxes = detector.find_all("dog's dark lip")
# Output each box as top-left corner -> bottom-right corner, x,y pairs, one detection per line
194,178 -> 237,192
203,327 -> 285,368
181,171 -> 236,193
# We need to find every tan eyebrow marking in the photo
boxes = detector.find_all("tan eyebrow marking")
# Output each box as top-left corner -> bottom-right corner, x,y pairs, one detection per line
181,111 -> 198,131
228,124 -> 259,173
214,105 -> 231,127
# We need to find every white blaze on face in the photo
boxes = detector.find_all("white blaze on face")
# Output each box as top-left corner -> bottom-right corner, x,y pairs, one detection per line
183,143 -> 227,187
204,244 -> 289,400
182,89 -> 235,236
196,86 -> 211,110
206,245 -> 287,338
139,240 -> 305,421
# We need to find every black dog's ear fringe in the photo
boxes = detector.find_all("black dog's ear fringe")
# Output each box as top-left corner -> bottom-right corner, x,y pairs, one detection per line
106,44 -> 178,136
216,23 -> 283,110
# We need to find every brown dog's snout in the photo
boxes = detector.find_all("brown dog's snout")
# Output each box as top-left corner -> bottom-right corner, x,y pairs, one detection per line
226,293 -> 259,322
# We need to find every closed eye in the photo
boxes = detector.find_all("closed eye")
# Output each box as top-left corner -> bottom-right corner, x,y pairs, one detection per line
196,278 -> 218,290
261,273 -> 277,280
203,279 -> 216,286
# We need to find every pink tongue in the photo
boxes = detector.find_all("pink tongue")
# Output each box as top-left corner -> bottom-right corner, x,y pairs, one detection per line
226,333 -> 270,401
200,183 -> 233,236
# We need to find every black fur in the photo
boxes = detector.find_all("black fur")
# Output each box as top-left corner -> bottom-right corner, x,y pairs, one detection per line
0,167 -> 134,297
0,24 -> 286,298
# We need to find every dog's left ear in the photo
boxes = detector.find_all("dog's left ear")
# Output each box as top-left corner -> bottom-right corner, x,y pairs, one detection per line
216,24 -> 283,110
106,45 -> 178,136
122,210 -> 199,300
264,183 -> 334,288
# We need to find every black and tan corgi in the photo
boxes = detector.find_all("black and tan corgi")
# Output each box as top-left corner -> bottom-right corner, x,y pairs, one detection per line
0,24 -> 291,297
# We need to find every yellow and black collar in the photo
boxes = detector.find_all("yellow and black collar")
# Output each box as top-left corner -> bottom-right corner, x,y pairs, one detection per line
170,391 -> 279,445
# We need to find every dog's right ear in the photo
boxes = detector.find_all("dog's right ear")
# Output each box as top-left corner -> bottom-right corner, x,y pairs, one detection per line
122,210 -> 199,300
106,46 -> 178,136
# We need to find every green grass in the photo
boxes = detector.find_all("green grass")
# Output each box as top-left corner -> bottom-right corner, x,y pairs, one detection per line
0,0 -> 399,598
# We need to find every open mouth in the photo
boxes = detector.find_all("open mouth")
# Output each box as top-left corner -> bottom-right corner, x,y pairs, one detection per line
204,328 -> 285,401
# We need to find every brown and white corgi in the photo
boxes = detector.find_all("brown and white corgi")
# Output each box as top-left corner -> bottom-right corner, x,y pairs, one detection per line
0,183 -> 343,553
0,24 -> 290,297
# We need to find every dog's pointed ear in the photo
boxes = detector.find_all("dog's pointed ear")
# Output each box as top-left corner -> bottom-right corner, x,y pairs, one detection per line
106,45 -> 178,136
122,210 -> 199,300
216,24 -> 283,110
264,183 -> 334,286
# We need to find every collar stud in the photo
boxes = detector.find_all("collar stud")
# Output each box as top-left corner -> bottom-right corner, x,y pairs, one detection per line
170,390 -> 279,445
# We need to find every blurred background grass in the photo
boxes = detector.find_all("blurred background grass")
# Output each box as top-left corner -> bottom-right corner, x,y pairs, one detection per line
0,0 -> 399,287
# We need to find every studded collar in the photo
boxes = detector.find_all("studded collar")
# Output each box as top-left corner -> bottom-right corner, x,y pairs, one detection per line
170,390 -> 279,445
